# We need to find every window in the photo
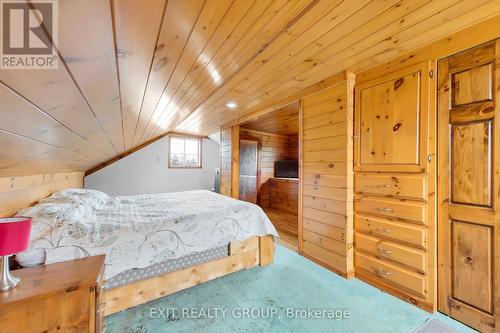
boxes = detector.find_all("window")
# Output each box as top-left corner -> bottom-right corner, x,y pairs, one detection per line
169,136 -> 202,168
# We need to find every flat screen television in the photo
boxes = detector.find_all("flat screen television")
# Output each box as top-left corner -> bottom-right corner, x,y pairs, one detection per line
275,160 -> 298,178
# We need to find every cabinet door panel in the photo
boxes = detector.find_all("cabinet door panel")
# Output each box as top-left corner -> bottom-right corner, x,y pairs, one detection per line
355,63 -> 429,172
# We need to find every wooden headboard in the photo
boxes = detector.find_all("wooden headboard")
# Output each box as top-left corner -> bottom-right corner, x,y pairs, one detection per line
0,172 -> 84,217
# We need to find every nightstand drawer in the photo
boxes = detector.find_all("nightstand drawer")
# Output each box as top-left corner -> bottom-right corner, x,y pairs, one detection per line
356,233 -> 426,272
356,196 -> 426,224
356,252 -> 425,297
355,174 -> 426,200
355,215 -> 426,248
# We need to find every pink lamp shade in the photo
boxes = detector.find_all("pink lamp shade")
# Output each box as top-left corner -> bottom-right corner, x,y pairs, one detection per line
0,217 -> 32,256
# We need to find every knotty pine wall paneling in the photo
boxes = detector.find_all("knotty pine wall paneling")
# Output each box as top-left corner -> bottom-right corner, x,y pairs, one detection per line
299,72 -> 355,278
268,178 -> 298,215
0,172 -> 84,217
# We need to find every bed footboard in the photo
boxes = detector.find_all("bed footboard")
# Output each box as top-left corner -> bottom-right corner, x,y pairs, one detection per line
103,235 -> 274,316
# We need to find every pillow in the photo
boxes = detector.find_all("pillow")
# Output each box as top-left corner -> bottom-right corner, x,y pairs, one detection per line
40,188 -> 109,210
16,202 -> 94,259
17,202 -> 92,224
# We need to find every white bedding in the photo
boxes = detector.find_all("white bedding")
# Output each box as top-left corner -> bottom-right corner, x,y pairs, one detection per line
17,190 -> 278,280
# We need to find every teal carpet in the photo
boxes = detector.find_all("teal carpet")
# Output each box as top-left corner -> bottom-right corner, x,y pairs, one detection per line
105,245 -> 476,333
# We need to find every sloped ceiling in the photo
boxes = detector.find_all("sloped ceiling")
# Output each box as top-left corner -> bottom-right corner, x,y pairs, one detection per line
241,102 -> 299,136
1,0 -> 500,176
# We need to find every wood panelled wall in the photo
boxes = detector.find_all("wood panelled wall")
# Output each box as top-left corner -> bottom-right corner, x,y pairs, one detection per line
220,128 -> 232,197
0,172 -> 84,217
238,128 -> 298,208
269,179 -> 299,215
299,72 -> 355,278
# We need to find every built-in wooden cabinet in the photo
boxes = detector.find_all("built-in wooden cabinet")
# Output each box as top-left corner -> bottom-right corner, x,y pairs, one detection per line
354,63 -> 429,173
299,72 -> 355,278
354,62 -> 436,311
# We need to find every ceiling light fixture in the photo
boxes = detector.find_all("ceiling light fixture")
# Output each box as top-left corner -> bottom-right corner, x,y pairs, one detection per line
226,102 -> 237,109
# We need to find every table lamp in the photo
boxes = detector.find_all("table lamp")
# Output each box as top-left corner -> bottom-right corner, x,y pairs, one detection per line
0,217 -> 32,292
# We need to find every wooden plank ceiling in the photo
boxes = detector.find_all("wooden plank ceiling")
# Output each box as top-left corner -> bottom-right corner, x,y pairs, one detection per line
1,0 -> 500,176
241,102 -> 299,136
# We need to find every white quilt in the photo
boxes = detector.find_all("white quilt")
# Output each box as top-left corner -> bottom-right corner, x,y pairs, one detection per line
17,190 -> 278,280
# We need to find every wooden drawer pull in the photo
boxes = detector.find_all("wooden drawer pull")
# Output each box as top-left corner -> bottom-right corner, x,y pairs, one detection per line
377,184 -> 393,188
376,247 -> 392,255
328,163 -> 335,168
376,207 -> 394,213
375,268 -> 393,277
375,227 -> 392,234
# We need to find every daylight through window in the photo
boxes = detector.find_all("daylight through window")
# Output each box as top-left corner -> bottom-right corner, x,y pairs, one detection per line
169,137 -> 202,168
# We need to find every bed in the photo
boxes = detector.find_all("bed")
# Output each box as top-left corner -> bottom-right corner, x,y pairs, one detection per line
15,189 -> 278,315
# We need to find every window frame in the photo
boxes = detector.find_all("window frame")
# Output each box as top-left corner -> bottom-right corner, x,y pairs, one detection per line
168,135 -> 203,169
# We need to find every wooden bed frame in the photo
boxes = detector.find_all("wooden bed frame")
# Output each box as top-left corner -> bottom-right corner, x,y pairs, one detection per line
102,235 -> 275,316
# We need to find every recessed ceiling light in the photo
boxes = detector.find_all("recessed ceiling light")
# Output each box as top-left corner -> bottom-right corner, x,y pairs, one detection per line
226,102 -> 237,109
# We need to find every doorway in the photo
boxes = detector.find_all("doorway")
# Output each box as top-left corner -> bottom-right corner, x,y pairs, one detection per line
239,138 -> 259,204
238,102 -> 300,250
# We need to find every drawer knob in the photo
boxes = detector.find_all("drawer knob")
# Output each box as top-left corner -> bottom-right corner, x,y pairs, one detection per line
376,207 -> 394,213
376,247 -> 392,255
375,227 -> 391,234
328,163 -> 335,168
378,184 -> 392,188
375,268 -> 393,277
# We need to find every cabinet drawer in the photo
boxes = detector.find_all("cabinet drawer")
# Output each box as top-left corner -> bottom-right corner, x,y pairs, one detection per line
356,252 -> 425,296
356,196 -> 426,224
355,215 -> 426,248
355,233 -> 426,272
355,174 -> 426,200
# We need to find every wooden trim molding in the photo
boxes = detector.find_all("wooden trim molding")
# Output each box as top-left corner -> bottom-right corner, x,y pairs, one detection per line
85,132 -> 172,176
86,131 -> 211,176
231,125 -> 240,199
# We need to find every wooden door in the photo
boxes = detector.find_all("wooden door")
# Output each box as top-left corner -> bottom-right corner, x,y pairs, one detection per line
354,62 -> 429,172
438,40 -> 499,333
239,138 -> 259,204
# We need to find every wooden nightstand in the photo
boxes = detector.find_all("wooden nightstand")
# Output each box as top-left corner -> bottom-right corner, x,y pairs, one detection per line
0,255 -> 105,333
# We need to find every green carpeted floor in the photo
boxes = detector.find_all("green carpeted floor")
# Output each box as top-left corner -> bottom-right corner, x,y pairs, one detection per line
105,245 -> 476,333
